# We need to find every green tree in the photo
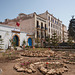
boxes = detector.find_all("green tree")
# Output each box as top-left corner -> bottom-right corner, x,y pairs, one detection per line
22,40 -> 26,46
45,36 -> 50,43
68,18 -> 75,41
67,37 -> 73,46
50,33 -> 58,46
9,37 -> 17,48
35,38 -> 40,47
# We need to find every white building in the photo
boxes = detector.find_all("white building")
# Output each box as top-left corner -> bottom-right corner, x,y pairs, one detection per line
0,11 -> 67,49
0,24 -> 32,49
1,12 -> 48,47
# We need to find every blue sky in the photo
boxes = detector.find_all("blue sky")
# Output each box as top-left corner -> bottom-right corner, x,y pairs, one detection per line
0,0 -> 75,28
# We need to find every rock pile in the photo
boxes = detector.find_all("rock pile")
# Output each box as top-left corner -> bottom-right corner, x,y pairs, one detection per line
14,63 -> 36,73
63,60 -> 75,65
37,62 -> 68,75
39,66 -> 68,75
14,61 -> 68,75
21,50 -> 55,57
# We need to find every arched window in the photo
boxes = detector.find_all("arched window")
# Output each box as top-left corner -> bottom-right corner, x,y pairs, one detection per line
41,22 -> 43,29
48,16 -> 50,20
37,31 -> 39,38
0,35 -> 1,38
45,24 -> 46,29
37,21 -> 39,27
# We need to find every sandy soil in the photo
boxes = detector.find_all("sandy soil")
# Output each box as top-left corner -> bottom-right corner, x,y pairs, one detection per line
0,56 -> 46,75
0,51 -> 75,75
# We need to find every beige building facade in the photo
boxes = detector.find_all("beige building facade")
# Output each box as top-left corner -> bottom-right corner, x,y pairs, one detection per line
39,11 -> 62,42
62,24 -> 68,42
0,11 -> 68,46
1,12 -> 48,46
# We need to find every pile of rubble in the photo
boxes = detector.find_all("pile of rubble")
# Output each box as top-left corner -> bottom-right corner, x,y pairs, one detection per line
14,63 -> 36,73
21,50 -> 55,57
37,62 -> 68,75
62,53 -> 75,64
63,60 -> 75,64
14,61 -> 68,75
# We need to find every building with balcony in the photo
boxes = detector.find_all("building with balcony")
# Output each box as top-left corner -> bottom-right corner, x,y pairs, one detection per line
1,12 -> 48,47
35,14 -> 48,46
0,11 -> 68,48
39,11 -> 62,42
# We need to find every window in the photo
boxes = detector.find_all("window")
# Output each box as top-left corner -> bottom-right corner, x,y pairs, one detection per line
48,16 -> 50,20
53,25 -> 54,28
53,19 -> 54,23
37,31 -> 39,37
55,20 -> 57,24
49,22 -> 50,26
41,31 -> 43,38
57,21 -> 58,24
45,32 -> 46,37
49,28 -> 50,33
37,21 -> 39,27
41,22 -> 43,29
45,24 -> 46,29
0,35 -> 1,38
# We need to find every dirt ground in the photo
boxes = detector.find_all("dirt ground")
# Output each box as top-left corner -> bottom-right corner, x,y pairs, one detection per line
0,50 -> 75,75
0,57 -> 46,75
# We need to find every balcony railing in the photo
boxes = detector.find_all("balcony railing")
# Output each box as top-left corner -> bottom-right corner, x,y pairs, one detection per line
45,28 -> 48,30
41,27 -> 44,29
37,25 -> 40,28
